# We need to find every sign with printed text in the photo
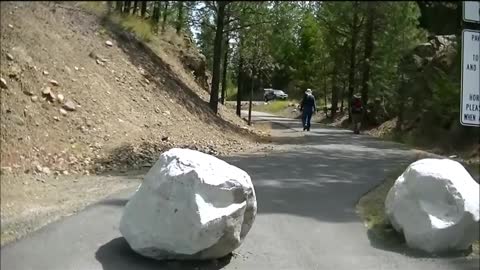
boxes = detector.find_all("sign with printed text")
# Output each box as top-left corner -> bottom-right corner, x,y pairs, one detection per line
461,29 -> 480,127
463,1 -> 480,23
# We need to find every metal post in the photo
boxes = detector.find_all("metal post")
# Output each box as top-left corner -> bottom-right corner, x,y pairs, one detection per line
248,70 -> 254,126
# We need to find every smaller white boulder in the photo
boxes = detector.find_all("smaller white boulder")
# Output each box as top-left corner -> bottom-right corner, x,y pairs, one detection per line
120,148 -> 257,260
385,158 -> 480,254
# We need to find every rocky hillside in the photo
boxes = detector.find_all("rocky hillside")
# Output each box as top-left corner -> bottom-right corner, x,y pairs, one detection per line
0,2 -> 264,177
367,35 -> 479,161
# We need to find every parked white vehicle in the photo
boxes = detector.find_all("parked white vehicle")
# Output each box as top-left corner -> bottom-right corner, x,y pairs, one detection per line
264,88 -> 288,102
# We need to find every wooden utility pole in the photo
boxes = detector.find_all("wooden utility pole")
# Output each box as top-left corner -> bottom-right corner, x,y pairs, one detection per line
323,66 -> 327,111
236,55 -> 244,117
248,69 -> 255,126
248,37 -> 259,126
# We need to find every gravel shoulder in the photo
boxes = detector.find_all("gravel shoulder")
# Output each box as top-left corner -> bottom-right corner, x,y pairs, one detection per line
0,171 -> 142,246
0,144 -> 273,247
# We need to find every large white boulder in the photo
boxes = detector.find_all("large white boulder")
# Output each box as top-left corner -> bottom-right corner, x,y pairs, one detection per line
385,158 -> 480,254
119,148 -> 257,260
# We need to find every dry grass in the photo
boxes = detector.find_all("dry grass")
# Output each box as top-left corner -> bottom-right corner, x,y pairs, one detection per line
251,121 -> 272,136
356,168 -> 407,247
254,100 -> 290,113
357,172 -> 399,229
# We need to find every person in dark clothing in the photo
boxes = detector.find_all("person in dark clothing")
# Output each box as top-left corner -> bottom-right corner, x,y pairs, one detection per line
300,88 -> 316,131
351,93 -> 363,134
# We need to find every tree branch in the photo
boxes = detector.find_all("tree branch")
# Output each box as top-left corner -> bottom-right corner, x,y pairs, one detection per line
227,16 -> 240,25
357,16 -> 365,28
204,1 -> 217,14
317,16 -> 350,38
224,20 -> 273,34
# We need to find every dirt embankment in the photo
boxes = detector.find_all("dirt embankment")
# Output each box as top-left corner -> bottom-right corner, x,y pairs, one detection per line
0,2 -> 270,246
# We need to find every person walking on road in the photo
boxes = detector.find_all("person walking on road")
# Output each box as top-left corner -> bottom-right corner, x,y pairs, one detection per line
351,93 -> 364,134
300,88 -> 316,131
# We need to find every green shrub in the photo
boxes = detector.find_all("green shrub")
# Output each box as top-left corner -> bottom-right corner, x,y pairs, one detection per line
108,14 -> 153,42
80,1 -> 107,16
121,15 -> 153,42
225,86 -> 238,101
80,2 -> 154,43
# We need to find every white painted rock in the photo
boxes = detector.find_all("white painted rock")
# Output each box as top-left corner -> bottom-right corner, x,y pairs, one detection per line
385,158 -> 480,254
120,148 -> 257,260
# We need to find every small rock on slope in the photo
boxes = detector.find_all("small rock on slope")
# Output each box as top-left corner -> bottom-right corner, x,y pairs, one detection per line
63,100 -> 77,111
0,78 -> 8,89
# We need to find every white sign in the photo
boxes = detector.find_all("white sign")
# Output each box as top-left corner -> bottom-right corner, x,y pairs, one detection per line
461,30 -> 480,127
463,1 -> 480,23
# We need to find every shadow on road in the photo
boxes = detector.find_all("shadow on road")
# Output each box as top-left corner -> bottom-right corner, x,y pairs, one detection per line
267,121 -> 411,150
224,148 -> 414,223
98,198 -> 129,207
366,224 -> 475,259
95,237 -> 232,270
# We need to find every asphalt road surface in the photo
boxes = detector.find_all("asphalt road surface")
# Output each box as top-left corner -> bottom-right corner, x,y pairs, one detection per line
1,112 -> 478,270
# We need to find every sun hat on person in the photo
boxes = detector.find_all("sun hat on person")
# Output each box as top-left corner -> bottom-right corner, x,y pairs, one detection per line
305,88 -> 312,94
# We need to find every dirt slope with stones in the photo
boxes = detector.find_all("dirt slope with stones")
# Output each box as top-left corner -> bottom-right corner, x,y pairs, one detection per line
0,2 -> 266,178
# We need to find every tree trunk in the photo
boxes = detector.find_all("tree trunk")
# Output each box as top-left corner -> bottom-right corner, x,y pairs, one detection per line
151,2 -> 156,22
140,1 -> 147,17
347,1 -> 359,122
236,56 -> 243,117
208,1 -> 227,114
162,1 -> 169,33
156,2 -> 162,23
361,2 -> 375,124
107,1 -> 113,14
220,33 -> 229,105
151,2 -> 161,31
123,1 -> 131,13
176,1 -> 184,34
116,1 -> 123,12
132,0 -> 138,16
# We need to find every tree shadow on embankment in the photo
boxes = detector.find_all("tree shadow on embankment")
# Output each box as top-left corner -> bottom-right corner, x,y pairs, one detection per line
98,15 -> 262,141
88,16 -> 272,174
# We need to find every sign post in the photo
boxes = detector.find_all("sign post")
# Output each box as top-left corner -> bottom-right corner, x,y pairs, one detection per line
461,30 -> 480,126
461,2 -> 480,127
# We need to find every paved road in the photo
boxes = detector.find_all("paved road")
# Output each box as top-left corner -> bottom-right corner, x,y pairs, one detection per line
2,112 -> 478,270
